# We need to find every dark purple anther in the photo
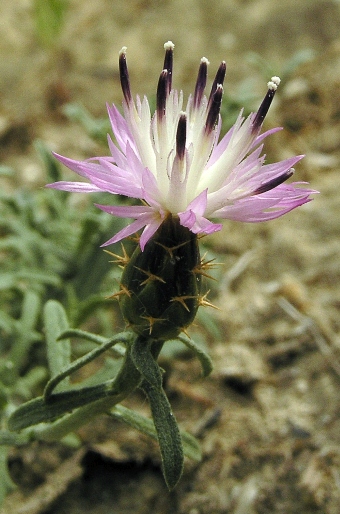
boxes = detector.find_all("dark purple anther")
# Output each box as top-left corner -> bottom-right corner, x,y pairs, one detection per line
163,42 -> 174,93
254,168 -> 294,195
205,84 -> 223,134
208,61 -> 226,107
157,70 -> 168,121
119,48 -> 132,104
176,114 -> 187,160
193,58 -> 209,109
251,77 -> 281,134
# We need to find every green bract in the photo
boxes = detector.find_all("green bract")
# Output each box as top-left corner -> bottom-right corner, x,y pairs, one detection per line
119,215 -> 201,340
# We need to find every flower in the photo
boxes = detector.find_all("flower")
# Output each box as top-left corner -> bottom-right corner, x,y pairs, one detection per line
47,41 -> 315,250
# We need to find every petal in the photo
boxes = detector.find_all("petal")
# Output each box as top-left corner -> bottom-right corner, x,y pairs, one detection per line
141,168 -> 163,208
252,126 -> 282,147
106,103 -> 139,156
179,209 -> 222,234
211,183 -> 315,222
46,181 -> 101,192
107,134 -> 128,169
178,209 -> 196,228
96,203 -> 163,250
53,153 -> 104,179
95,203 -> 155,218
179,190 -> 222,234
185,189 -> 208,217
100,216 -> 154,247
87,157 -> 145,198
139,219 -> 163,250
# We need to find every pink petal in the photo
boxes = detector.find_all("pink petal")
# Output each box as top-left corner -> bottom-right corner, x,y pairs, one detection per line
139,219 -> 163,250
106,103 -> 139,156
53,153 -> 104,179
252,126 -> 282,147
46,181 -> 101,192
100,216 -> 152,247
212,183 -> 314,222
178,189 -> 222,234
95,203 -> 155,218
185,189 -> 208,216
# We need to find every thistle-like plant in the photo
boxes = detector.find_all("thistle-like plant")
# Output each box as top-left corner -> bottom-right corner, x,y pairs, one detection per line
4,42 -> 316,491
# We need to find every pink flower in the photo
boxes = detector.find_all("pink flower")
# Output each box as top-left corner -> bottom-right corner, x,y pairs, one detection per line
47,41 -> 316,250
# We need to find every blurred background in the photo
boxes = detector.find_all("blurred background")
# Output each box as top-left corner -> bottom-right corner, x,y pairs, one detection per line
1,1 -> 340,513
2,0 -> 340,175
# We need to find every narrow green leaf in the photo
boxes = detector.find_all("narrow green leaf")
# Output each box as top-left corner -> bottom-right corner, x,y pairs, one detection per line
9,340 -> 142,431
57,328 -> 128,357
9,290 -> 42,373
130,336 -> 162,388
43,301 -> 71,391
179,429 -> 202,463
8,381 -> 116,431
43,332 -> 129,400
110,404 -> 202,462
142,380 -> 184,490
21,290 -> 41,331
177,335 -> 213,377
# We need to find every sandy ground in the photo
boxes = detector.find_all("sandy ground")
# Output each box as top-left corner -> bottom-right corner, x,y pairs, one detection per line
1,1 -> 340,513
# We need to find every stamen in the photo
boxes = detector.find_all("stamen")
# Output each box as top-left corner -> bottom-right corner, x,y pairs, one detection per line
193,57 -> 209,109
205,84 -> 223,134
254,168 -> 294,195
119,47 -> 132,104
157,69 -> 168,121
176,113 -> 187,160
208,61 -> 226,107
163,41 -> 175,93
251,76 -> 281,133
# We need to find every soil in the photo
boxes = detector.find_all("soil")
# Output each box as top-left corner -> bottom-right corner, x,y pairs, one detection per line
1,1 -> 340,513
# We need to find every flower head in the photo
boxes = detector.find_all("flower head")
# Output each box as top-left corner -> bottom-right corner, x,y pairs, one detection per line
48,41 -> 315,250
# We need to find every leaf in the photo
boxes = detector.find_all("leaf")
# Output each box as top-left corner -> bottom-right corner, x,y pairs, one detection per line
44,301 -> 71,391
141,380 -> 184,490
8,382 -> 116,431
56,328 -> 127,357
9,290 -> 42,375
8,335 -> 141,431
177,334 -> 213,377
110,404 -> 202,462
43,331 -> 130,400
130,336 -> 163,388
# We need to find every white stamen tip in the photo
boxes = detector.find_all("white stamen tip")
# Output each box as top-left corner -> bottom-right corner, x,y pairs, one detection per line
119,46 -> 127,56
271,76 -> 281,86
201,57 -> 210,65
267,76 -> 281,91
164,41 -> 175,50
